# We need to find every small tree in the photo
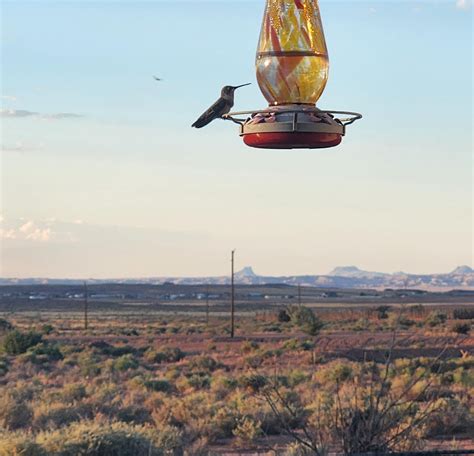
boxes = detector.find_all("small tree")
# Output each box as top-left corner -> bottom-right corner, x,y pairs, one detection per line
288,306 -> 324,336
259,334 -> 448,454
278,309 -> 291,323
426,311 -> 448,327
2,330 -> 42,355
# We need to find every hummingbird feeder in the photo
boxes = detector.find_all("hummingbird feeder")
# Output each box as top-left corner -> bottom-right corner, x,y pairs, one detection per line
224,0 -> 361,149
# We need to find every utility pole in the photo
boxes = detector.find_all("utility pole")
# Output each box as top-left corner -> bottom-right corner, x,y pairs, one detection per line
206,284 -> 210,326
231,249 -> 235,338
298,284 -> 302,306
83,281 -> 89,331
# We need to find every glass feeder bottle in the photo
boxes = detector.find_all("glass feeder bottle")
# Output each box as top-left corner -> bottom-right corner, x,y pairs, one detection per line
255,0 -> 329,106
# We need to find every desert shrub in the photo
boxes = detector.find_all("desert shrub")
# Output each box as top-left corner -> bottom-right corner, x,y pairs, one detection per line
61,384 -> 87,403
239,374 -> 268,392
453,308 -> 474,320
0,358 -> 8,377
425,311 -> 448,327
116,405 -> 152,425
283,339 -> 314,351
212,375 -> 238,392
2,330 -> 42,355
144,379 -> 172,393
278,309 -> 291,322
78,352 -> 101,377
424,398 -> 473,436
145,347 -> 185,364
23,343 -> 63,364
0,319 -> 13,333
210,407 -> 239,439
233,416 -> 262,444
313,362 -> 353,386
241,340 -> 260,353
389,314 -> 415,329
107,345 -> 139,357
376,305 -> 391,319
452,368 -> 474,387
0,395 -> 33,430
287,369 -> 310,387
0,432 -> 45,456
40,324 -> 54,335
112,354 -> 139,372
283,442 -> 316,456
36,420 -> 183,456
451,322 -> 471,335
288,306 -> 324,336
33,403 -> 94,430
188,355 -> 220,372
186,373 -> 211,389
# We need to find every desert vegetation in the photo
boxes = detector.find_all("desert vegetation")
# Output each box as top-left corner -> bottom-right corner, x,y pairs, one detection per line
0,302 -> 472,455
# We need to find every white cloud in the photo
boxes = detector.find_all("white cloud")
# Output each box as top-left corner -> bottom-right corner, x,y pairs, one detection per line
25,227 -> 52,242
1,141 -> 27,153
15,221 -> 54,242
0,228 -> 17,240
1,109 -> 38,118
0,109 -> 83,120
19,221 -> 35,234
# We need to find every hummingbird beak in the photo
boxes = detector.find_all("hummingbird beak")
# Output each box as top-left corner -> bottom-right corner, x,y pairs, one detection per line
233,83 -> 251,89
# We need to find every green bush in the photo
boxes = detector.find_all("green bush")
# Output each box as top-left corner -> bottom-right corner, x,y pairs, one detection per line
0,319 -> 13,333
36,420 -> 183,456
61,384 -> 87,403
288,306 -> 324,336
2,330 -> 43,355
453,308 -> 474,320
426,311 -> 448,327
451,322 -> 471,335
0,432 -> 45,456
0,395 -> 33,430
144,347 -> 185,364
33,403 -> 94,430
0,358 -> 8,377
116,406 -> 152,425
112,354 -> 139,372
188,356 -> 220,372
40,324 -> 54,335
144,379 -> 172,393
186,373 -> 211,389
233,416 -> 262,444
24,343 -> 63,364
376,305 -> 391,319
239,374 -> 268,392
278,309 -> 291,322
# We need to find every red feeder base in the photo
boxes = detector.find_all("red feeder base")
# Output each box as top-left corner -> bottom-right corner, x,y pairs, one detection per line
243,132 -> 342,149
238,106 -> 346,150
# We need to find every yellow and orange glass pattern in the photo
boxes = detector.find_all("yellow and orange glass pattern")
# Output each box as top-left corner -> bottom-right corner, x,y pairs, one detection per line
256,0 -> 329,106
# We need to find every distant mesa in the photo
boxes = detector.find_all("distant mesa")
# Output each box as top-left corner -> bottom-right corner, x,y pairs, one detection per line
235,266 -> 257,278
450,265 -> 473,275
328,266 -> 387,278
0,265 -> 473,290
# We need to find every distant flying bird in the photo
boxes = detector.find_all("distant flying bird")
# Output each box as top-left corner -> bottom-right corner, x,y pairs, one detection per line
192,83 -> 251,129
153,76 -> 163,81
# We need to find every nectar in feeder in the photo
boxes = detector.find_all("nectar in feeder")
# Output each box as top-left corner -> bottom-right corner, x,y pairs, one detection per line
255,0 -> 329,106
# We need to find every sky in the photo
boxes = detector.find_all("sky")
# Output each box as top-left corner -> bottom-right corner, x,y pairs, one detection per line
0,0 -> 472,278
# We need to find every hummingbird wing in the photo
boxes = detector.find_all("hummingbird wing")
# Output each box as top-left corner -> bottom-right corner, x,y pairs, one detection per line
192,97 -> 230,129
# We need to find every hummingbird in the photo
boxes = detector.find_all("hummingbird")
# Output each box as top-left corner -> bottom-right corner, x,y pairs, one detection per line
192,83 -> 251,128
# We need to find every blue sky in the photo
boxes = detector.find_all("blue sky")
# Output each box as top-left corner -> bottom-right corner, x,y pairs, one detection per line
0,0 -> 472,278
